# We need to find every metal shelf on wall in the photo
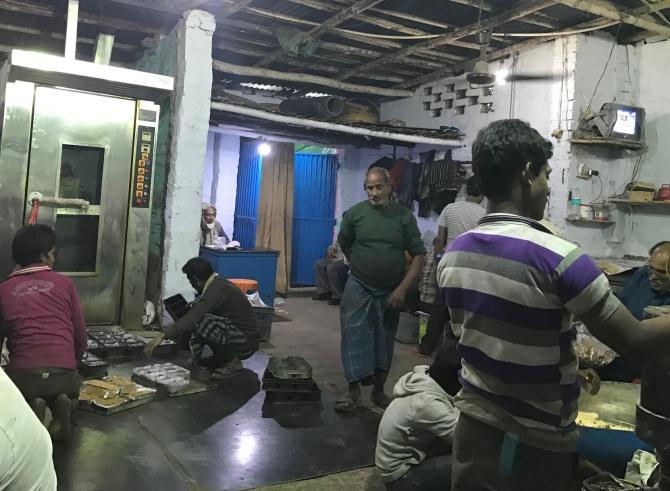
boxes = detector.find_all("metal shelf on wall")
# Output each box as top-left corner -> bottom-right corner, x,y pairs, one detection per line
565,218 -> 615,226
570,138 -> 645,150
608,199 -> 670,208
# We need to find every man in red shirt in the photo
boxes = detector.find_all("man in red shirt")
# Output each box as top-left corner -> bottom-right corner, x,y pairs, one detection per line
0,225 -> 86,441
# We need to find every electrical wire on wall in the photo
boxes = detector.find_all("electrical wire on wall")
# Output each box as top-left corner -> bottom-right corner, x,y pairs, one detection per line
556,37 -> 571,133
578,23 -> 623,127
608,150 -> 647,199
508,54 -> 519,118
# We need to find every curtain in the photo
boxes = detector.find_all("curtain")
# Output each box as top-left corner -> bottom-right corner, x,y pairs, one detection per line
255,142 -> 294,296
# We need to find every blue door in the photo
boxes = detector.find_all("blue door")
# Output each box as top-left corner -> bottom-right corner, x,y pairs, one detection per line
233,141 -> 261,248
291,154 -> 338,286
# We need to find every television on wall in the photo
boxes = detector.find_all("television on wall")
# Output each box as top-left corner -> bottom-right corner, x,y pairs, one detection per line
593,103 -> 645,143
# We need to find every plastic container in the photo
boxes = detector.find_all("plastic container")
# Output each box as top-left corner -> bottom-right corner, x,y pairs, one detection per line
658,184 -> 670,201
253,305 -> 274,341
568,198 -> 582,220
592,203 -> 611,222
417,311 -> 430,340
580,204 -> 593,221
395,312 -> 419,344
229,278 -> 259,295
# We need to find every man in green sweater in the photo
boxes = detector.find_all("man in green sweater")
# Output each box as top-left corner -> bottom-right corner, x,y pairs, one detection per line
336,167 -> 426,411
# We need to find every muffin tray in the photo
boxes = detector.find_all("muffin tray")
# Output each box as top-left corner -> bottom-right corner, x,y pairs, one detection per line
80,351 -> 109,379
87,328 -> 146,359
131,363 -> 191,394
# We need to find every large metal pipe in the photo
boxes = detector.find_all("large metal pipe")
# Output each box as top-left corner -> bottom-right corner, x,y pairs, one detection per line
210,101 -> 464,147
279,96 -> 344,118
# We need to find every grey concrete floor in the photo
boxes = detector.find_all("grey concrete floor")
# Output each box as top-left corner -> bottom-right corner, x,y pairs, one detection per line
264,294 -> 424,410
252,293 -> 428,491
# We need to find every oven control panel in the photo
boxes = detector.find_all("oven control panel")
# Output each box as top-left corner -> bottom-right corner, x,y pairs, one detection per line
132,125 -> 155,208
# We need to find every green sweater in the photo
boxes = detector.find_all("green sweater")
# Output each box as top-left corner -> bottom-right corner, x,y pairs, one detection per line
338,201 -> 426,289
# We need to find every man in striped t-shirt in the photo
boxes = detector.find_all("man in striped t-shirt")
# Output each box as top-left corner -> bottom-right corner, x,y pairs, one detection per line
438,119 -> 670,491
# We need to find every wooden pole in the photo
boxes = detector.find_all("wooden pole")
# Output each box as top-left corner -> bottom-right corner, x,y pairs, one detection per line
337,0 -> 558,81
254,0 -> 384,68
447,0 -> 563,29
64,0 -> 79,59
213,59 -> 415,97
558,0 -> 670,38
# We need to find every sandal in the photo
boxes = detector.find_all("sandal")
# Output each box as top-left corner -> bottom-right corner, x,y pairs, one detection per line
372,391 -> 392,409
411,348 -> 431,359
335,392 -> 361,413
210,357 -> 243,380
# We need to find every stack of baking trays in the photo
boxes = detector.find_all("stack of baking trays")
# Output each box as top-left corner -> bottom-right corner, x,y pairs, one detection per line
80,351 -> 109,379
87,328 -> 146,359
262,356 -> 321,404
131,363 -> 191,394
86,327 -> 177,360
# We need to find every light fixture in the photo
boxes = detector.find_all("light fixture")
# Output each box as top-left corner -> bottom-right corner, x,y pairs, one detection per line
495,62 -> 509,86
258,142 -> 271,156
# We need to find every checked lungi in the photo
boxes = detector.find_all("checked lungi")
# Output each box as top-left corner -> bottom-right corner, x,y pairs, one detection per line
340,275 -> 400,383
189,314 -> 254,365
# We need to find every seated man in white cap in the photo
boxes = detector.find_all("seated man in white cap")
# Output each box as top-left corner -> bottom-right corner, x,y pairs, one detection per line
201,203 -> 230,246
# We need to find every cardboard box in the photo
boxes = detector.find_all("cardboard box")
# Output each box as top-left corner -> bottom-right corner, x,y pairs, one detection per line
626,190 -> 655,202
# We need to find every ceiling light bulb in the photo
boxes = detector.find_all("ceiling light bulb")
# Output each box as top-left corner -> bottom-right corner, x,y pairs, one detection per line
496,67 -> 509,85
258,142 -> 271,156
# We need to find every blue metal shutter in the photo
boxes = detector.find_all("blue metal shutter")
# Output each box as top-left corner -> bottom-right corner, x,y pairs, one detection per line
233,141 -> 261,248
291,154 -> 338,286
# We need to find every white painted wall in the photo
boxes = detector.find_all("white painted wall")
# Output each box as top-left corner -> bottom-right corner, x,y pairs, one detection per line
202,130 -> 240,237
560,35 -> 640,256
379,35 -> 670,258
379,40 -> 567,244
161,10 -> 215,299
630,40 -> 670,255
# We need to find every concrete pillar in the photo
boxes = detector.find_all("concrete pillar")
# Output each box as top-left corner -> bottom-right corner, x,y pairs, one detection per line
162,9 -> 215,298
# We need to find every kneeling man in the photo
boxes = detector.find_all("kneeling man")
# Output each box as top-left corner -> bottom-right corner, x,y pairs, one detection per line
145,257 -> 259,379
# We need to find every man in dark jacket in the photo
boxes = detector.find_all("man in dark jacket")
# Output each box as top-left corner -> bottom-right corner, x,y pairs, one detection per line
145,257 -> 259,379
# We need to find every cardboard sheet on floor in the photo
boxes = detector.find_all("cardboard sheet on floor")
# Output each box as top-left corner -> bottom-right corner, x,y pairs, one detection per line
78,376 -> 156,415
55,352 -> 381,491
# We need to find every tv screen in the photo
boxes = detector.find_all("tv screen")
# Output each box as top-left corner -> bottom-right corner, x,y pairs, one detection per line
598,103 -> 645,142
613,109 -> 637,136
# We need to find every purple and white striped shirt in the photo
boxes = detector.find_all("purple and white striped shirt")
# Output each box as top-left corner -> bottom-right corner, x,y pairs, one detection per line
437,214 -> 619,451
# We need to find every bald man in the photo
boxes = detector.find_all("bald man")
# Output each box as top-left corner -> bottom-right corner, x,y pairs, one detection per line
598,241 -> 670,382
336,167 -> 426,411
618,241 -> 670,320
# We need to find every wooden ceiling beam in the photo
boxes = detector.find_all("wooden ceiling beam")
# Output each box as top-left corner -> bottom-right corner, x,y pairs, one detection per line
253,0 -> 383,68
336,0 -> 558,81
447,0 -> 564,29
212,59 -> 415,97
0,22 -> 136,50
285,0 -> 487,51
558,0 -> 670,38
620,0 -> 670,41
393,36 -> 555,90
213,38 -> 432,79
218,0 -> 256,19
217,17 -> 400,58
0,0 -> 165,35
390,8 -> 646,91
